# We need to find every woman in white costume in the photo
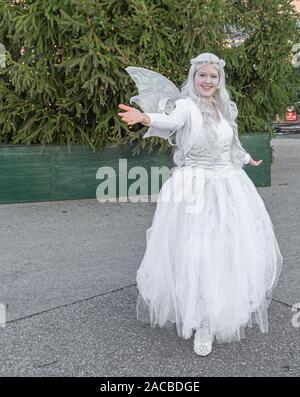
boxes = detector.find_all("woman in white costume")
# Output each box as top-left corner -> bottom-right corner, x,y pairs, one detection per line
118,53 -> 283,356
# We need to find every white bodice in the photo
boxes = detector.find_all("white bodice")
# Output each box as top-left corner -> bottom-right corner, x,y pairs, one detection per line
143,97 -> 251,170
184,111 -> 238,176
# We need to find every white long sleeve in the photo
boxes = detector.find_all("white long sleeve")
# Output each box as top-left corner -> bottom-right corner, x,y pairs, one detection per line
233,134 -> 252,165
241,151 -> 251,165
142,99 -> 188,132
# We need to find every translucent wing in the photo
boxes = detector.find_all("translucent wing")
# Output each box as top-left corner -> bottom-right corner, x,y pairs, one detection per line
125,66 -> 181,139
125,66 -> 180,112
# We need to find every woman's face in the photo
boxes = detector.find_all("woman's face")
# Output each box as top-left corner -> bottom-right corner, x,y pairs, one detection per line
194,64 -> 220,98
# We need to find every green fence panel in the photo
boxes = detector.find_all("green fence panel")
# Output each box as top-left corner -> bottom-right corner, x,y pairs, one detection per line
0,133 -> 271,204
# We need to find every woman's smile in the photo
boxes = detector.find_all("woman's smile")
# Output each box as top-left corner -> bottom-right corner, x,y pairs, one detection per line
193,64 -> 220,97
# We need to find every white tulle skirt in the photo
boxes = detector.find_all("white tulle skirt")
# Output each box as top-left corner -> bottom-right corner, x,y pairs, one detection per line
136,165 -> 283,343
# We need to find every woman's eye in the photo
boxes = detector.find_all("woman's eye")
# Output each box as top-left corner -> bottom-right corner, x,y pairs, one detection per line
198,74 -> 218,78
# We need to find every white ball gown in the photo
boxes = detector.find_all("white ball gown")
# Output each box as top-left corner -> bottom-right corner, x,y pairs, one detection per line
136,110 -> 283,344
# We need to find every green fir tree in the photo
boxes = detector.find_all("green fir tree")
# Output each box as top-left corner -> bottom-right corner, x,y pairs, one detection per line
0,0 -> 299,155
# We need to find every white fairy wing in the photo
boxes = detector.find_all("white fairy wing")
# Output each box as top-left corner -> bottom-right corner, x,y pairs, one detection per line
130,92 -> 176,114
125,66 -> 181,139
125,66 -> 180,111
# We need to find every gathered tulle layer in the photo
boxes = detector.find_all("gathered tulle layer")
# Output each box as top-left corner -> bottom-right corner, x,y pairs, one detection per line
136,166 -> 283,343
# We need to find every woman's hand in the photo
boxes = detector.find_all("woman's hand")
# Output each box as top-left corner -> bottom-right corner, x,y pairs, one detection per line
118,104 -> 146,126
249,158 -> 263,167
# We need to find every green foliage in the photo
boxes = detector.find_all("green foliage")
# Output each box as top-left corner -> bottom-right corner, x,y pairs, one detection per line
0,0 -> 299,154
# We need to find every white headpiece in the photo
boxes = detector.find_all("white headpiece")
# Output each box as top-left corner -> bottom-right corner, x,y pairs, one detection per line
190,52 -> 226,68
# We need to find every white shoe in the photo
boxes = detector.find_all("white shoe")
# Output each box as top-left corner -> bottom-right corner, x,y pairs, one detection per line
193,330 -> 213,356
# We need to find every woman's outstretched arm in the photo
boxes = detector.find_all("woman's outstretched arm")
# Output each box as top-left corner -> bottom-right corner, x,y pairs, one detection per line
118,99 -> 188,131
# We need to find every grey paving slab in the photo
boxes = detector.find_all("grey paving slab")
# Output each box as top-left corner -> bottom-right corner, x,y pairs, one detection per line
257,138 -> 300,307
0,288 -> 298,377
0,199 -> 154,321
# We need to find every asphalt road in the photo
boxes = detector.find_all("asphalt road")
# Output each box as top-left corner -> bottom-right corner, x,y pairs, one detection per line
0,136 -> 299,377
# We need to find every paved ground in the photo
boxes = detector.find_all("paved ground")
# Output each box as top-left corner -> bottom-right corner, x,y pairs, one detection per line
0,136 -> 299,377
